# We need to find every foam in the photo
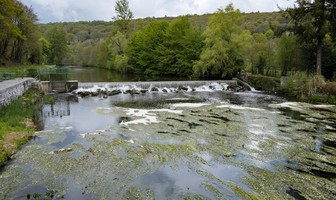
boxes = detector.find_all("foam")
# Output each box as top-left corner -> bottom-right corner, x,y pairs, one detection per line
170,103 -> 211,108
121,108 -> 183,126
216,104 -> 266,111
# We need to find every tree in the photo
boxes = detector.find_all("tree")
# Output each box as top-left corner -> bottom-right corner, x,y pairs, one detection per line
277,33 -> 298,76
0,0 -> 41,64
47,26 -> 68,65
113,0 -> 133,36
126,21 -> 169,75
287,0 -> 336,75
97,40 -> 108,68
194,4 -> 245,78
157,17 -> 204,77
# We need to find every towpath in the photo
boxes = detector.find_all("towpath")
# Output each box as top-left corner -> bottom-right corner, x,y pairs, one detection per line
0,78 -> 34,92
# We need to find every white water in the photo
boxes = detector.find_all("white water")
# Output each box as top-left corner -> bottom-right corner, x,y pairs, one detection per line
74,81 -> 234,94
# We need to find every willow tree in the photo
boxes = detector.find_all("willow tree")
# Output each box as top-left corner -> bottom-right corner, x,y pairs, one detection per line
287,0 -> 336,75
193,4 -> 245,78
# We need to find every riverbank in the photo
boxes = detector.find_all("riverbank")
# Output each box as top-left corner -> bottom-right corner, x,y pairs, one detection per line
0,90 -> 43,167
242,74 -> 336,105
0,65 -> 53,79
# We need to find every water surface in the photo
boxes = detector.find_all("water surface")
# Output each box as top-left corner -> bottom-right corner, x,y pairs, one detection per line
0,88 -> 335,199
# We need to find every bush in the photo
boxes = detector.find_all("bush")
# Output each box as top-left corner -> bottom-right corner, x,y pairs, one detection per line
246,74 -> 280,91
323,81 -> 336,96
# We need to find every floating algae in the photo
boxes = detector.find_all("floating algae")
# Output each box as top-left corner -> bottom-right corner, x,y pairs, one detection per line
1,91 -> 336,199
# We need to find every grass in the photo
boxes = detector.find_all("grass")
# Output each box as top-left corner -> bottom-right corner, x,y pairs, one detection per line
0,90 -> 42,166
242,72 -> 336,105
0,65 -> 53,79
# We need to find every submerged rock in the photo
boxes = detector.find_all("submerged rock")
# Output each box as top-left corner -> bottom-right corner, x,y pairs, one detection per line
108,90 -> 122,96
78,91 -> 90,98
151,87 -> 159,92
124,89 -> 140,95
178,86 -> 189,91
91,92 -> 99,97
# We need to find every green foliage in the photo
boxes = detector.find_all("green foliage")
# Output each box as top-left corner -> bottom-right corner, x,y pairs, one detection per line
287,0 -> 336,75
47,26 -> 68,65
113,0 -> 133,35
126,17 -> 203,77
246,74 -> 280,91
114,54 -> 131,73
126,21 -> 169,75
157,17 -> 204,77
97,40 -> 108,68
0,0 -> 40,65
277,33 -> 298,76
256,55 -> 266,75
194,4 -> 245,78
0,90 -> 41,166
281,72 -> 319,98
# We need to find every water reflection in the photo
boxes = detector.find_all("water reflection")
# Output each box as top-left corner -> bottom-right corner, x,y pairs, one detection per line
67,66 -> 193,83
1,91 -> 336,199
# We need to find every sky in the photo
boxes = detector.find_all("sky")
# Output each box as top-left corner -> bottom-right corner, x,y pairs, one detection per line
22,0 -> 296,23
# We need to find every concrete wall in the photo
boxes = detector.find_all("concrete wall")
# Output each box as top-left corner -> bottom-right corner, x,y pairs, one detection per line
39,81 -> 78,94
0,78 -> 35,107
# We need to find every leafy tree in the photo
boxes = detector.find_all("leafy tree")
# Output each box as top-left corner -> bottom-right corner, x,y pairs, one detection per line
287,0 -> 336,75
194,4 -> 245,78
0,0 -> 40,64
97,40 -> 108,68
157,17 -> 204,77
126,21 -> 169,75
47,26 -> 68,65
277,33 -> 299,76
38,37 -> 50,64
113,0 -> 133,36
107,31 -> 131,72
0,0 -> 21,58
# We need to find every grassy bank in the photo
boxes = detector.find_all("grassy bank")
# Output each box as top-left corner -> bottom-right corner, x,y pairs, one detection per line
243,74 -> 336,105
0,65 -> 53,79
0,90 -> 42,166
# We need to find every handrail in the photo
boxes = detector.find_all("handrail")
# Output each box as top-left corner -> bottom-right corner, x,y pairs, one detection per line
36,67 -> 69,81
0,72 -> 16,81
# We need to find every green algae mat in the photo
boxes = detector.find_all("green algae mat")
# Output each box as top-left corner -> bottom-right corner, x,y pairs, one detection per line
0,91 -> 335,199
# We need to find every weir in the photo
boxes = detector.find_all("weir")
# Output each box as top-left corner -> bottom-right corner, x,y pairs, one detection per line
0,79 -> 253,107
78,80 -> 238,90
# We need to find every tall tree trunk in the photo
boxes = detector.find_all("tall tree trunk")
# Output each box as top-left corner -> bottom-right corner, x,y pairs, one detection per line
316,41 -> 322,75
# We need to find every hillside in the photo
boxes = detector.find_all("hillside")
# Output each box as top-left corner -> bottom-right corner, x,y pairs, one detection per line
39,11 -> 289,41
37,11 -> 290,67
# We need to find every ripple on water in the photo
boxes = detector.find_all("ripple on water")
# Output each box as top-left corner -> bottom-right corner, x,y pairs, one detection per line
1,91 -> 336,199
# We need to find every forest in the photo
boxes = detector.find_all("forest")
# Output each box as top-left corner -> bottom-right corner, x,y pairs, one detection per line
1,0 -> 336,81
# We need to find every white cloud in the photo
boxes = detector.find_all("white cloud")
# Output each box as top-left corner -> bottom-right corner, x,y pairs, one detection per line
23,0 -> 295,23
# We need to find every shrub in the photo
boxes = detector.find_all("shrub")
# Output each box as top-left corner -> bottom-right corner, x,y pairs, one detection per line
323,81 -> 336,96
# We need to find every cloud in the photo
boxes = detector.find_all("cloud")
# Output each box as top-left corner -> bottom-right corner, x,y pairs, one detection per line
23,0 -> 295,23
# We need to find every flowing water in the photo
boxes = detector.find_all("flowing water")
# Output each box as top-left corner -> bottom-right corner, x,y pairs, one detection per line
0,84 -> 336,199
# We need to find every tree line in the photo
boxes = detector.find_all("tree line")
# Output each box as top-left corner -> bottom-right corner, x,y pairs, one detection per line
0,0 -> 40,65
1,0 -> 336,80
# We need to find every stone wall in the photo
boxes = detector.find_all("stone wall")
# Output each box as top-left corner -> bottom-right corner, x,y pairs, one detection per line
0,78 -> 35,107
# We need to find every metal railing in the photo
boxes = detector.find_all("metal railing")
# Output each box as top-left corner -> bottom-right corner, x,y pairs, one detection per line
0,72 -> 16,81
36,67 -> 69,81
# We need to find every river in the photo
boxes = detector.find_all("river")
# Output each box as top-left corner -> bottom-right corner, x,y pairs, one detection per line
0,71 -> 335,199
66,66 -> 192,82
